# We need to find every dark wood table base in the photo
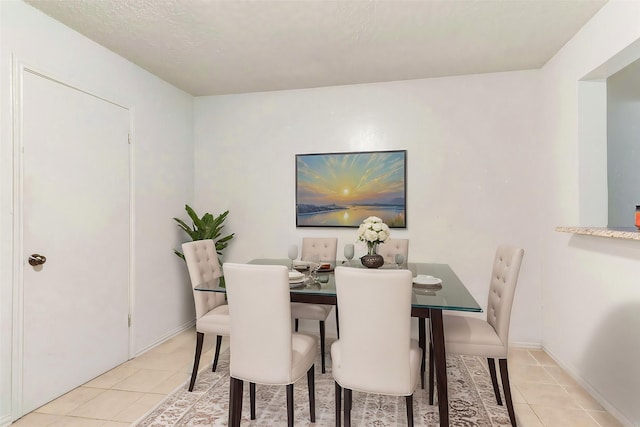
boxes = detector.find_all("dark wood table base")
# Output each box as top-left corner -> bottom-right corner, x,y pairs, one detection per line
414,308 -> 450,426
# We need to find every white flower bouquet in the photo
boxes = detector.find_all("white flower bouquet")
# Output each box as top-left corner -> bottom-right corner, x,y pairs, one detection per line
357,216 -> 390,255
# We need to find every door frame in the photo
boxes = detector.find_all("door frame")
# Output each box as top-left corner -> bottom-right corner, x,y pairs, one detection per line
10,58 -> 136,419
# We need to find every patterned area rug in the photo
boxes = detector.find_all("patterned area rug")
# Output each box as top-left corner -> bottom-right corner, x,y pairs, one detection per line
135,345 -> 514,426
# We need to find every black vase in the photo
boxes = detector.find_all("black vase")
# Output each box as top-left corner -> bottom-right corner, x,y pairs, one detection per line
360,254 -> 384,269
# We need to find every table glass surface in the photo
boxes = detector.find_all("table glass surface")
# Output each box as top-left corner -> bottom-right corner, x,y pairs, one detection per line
195,259 -> 482,313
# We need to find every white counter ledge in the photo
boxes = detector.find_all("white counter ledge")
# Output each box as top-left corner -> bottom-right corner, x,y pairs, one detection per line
556,226 -> 640,241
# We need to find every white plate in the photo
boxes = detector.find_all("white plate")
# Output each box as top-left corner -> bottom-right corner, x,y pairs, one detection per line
289,271 -> 305,281
289,280 -> 305,288
292,261 -> 310,270
413,275 -> 442,286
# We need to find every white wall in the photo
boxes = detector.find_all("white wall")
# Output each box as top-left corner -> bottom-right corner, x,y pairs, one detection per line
0,1 -> 195,423
541,1 -> 640,425
194,71 -> 544,346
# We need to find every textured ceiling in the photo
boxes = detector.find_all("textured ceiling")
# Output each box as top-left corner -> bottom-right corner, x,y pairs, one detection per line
25,0 -> 607,96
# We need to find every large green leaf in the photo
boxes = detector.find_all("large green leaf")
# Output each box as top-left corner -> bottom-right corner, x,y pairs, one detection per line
172,217 -> 196,240
173,205 -> 235,262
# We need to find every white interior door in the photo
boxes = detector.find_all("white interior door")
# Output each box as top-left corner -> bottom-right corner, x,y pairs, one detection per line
20,70 -> 131,414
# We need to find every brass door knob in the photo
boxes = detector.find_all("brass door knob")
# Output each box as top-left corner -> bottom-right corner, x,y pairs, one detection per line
28,254 -> 47,266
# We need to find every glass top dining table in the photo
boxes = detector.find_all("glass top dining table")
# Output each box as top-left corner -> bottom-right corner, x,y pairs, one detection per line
257,259 -> 481,312
195,259 -> 482,426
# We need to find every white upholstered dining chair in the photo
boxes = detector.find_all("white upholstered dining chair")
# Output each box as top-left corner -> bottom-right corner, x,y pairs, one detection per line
182,239 -> 229,392
377,238 -> 409,266
332,267 -> 422,427
223,263 -> 317,427
430,245 -> 524,427
291,236 -> 338,373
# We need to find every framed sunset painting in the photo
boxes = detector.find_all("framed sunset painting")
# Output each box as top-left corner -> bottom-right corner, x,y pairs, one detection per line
295,150 -> 407,228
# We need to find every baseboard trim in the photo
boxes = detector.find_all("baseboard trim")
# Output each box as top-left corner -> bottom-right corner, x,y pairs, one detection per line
134,320 -> 195,357
509,341 -> 542,349
0,413 -> 13,427
541,345 -> 634,427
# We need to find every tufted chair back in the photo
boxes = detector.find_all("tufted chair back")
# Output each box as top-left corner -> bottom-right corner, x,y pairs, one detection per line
486,245 -> 525,347
300,237 -> 338,262
332,267 -> 421,396
182,240 -> 226,320
223,263 -> 298,384
377,238 -> 409,265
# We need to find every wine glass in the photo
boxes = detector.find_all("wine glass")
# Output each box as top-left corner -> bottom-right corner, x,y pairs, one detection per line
310,254 -> 321,283
344,244 -> 355,265
287,244 -> 298,271
394,253 -> 405,269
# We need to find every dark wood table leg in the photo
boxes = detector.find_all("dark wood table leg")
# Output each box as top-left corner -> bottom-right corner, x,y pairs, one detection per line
418,317 -> 426,389
428,340 -> 435,405
429,308 -> 449,427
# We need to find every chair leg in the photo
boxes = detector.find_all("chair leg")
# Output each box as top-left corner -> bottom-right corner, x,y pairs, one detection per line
286,383 -> 294,427
228,377 -> 243,427
188,332 -> 204,392
236,379 -> 244,427
295,318 -> 299,332
212,335 -> 222,372
344,388 -> 352,427
307,365 -> 316,422
499,359 -> 517,427
228,377 -> 235,427
250,382 -> 256,420
405,394 -> 414,427
334,381 -> 342,427
487,358 -> 503,405
335,305 -> 340,338
320,320 -> 326,373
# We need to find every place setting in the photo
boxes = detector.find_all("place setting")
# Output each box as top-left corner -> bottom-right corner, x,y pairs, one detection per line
289,266 -> 331,288
412,274 -> 443,289
288,270 -> 306,288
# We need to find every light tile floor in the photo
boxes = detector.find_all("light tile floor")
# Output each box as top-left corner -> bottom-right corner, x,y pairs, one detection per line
10,328 -> 624,427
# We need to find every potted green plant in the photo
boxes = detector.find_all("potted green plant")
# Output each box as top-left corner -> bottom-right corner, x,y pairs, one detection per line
173,205 -> 235,284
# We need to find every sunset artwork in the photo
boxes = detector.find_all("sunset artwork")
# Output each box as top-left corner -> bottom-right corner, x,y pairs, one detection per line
296,150 -> 406,228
